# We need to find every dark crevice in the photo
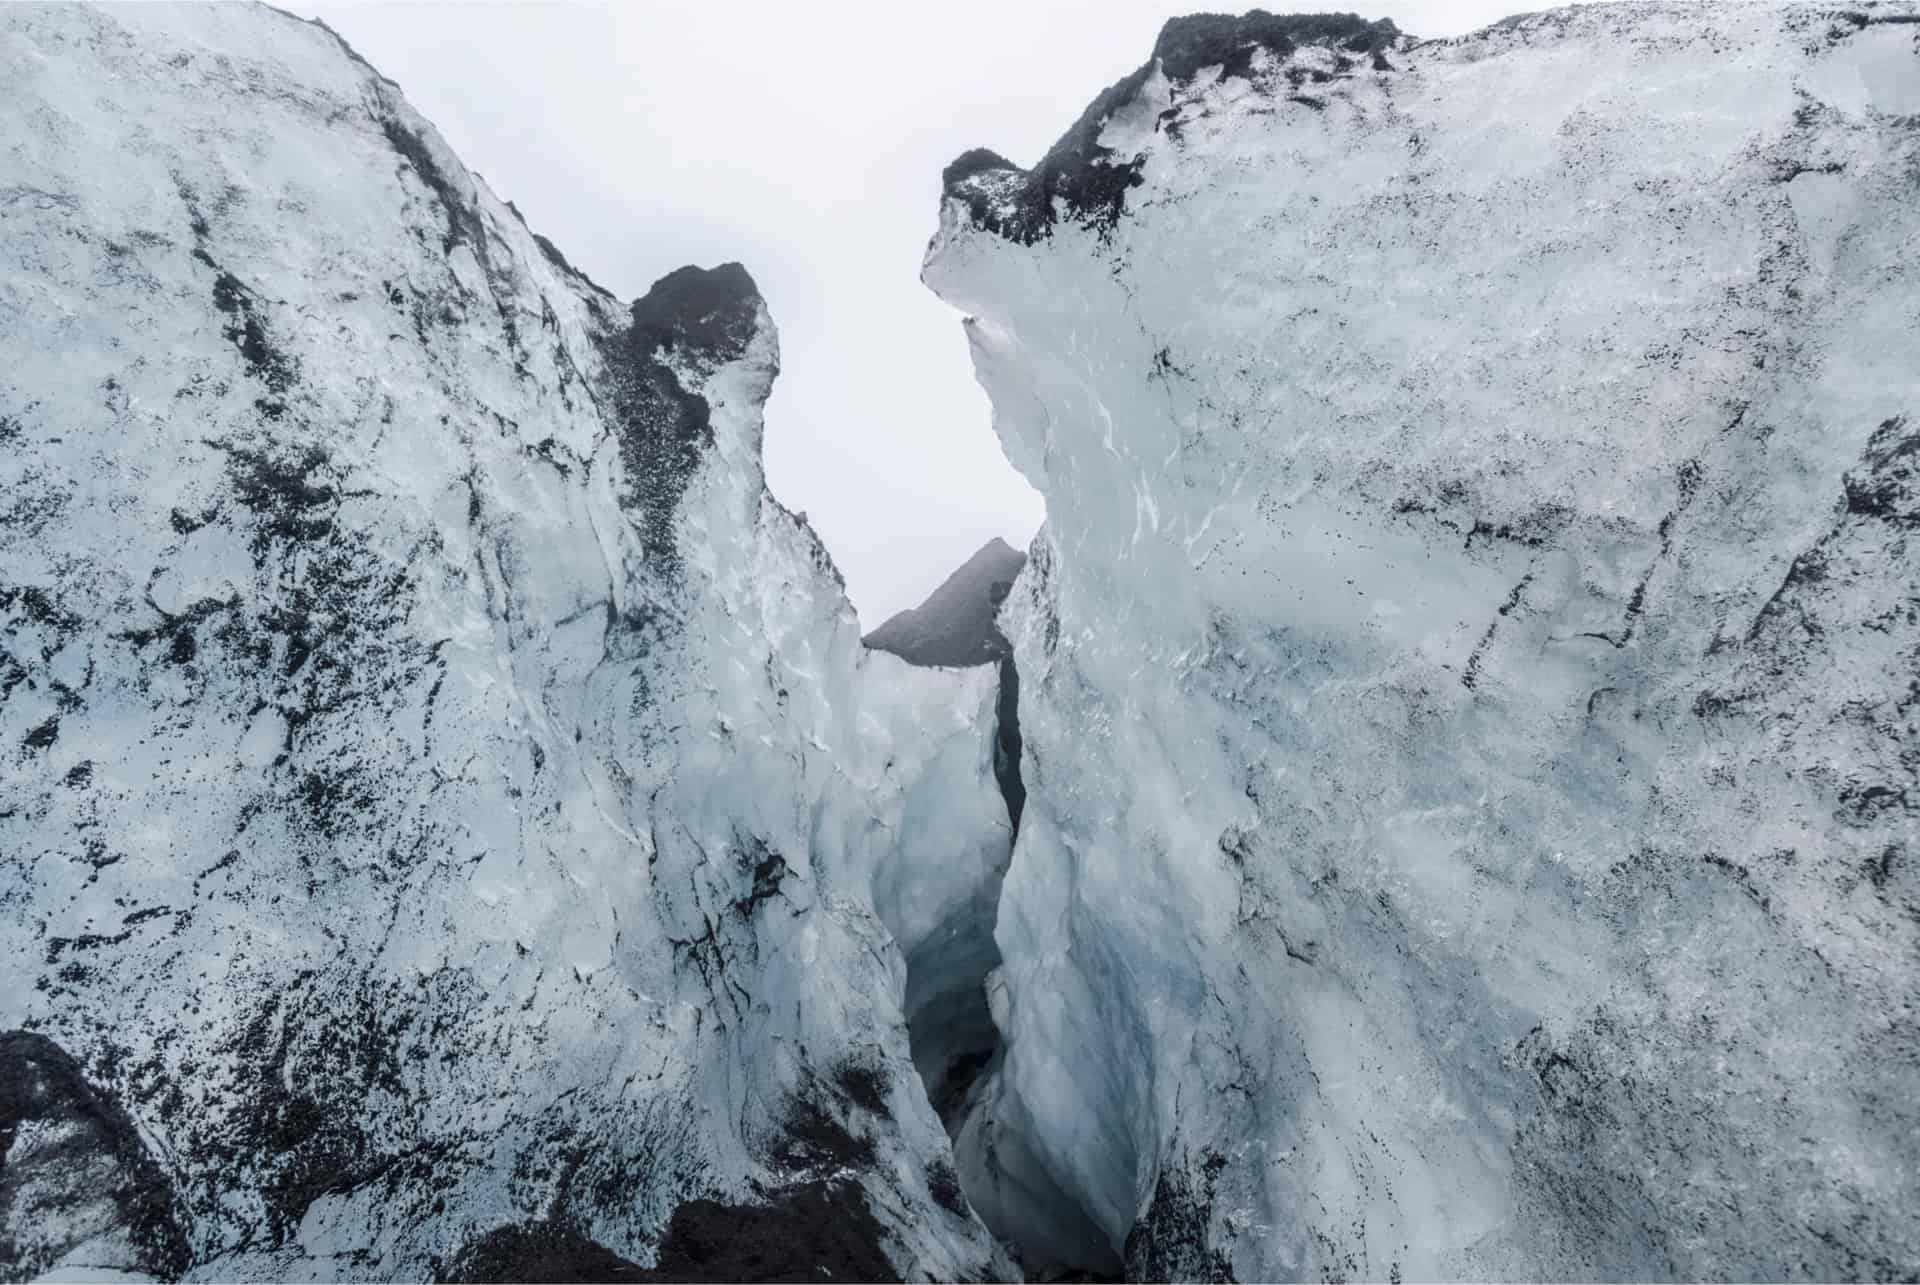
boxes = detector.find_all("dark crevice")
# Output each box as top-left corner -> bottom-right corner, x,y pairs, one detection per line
872,549 -> 1025,1142
904,926 -> 1002,1141
897,598 -> 1018,1145
864,542 -> 1113,1269
869,551 -> 1114,1277
989,576 -> 1027,838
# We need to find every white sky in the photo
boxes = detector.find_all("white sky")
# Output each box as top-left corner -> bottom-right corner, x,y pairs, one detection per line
290,0 -> 1523,625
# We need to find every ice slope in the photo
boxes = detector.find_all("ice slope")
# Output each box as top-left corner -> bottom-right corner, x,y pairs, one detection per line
0,4 -> 1011,1280
926,5 -> 1920,1280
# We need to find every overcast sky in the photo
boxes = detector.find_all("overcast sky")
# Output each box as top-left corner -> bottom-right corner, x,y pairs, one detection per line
291,0 -> 1523,625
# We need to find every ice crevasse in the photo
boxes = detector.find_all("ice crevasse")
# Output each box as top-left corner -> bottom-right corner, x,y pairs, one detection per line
1,2 -> 1919,1283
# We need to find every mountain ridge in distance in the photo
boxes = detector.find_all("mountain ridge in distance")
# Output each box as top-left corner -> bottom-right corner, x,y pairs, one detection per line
863,537 -> 1028,668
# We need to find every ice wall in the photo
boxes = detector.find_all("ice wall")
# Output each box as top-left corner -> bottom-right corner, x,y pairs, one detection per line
926,6 -> 1920,1280
0,5 -> 1011,1280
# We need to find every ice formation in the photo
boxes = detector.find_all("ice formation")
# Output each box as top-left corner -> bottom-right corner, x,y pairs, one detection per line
926,4 -> 1920,1279
5,2 -> 1920,1282
0,5 -> 1012,1280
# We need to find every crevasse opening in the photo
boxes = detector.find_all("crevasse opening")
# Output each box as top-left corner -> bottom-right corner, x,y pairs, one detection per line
990,571 -> 1027,839
893,602 -> 1125,1280
894,584 -> 1020,1139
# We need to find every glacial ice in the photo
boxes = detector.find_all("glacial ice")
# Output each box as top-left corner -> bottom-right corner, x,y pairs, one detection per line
4,1 -> 1918,1282
0,5 -> 1012,1280
927,4 -> 1920,1280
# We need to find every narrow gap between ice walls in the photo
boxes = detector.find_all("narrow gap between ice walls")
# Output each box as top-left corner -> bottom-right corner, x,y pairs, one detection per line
865,557 -> 1125,1280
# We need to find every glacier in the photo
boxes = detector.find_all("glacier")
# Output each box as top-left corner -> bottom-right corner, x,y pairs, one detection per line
5,1 -> 1920,1283
926,4 -> 1920,1280
0,4 -> 1014,1281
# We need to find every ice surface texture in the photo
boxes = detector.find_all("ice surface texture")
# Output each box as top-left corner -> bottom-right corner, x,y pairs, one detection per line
0,5 -> 1014,1280
8,2 -> 1920,1281
927,3 -> 1920,1279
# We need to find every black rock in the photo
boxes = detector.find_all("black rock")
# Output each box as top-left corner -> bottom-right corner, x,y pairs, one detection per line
863,537 -> 1027,669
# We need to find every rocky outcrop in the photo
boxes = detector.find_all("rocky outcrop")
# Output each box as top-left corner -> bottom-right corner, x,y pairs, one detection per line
0,5 -> 1009,1280
864,538 -> 1027,669
927,3 -> 1920,1279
